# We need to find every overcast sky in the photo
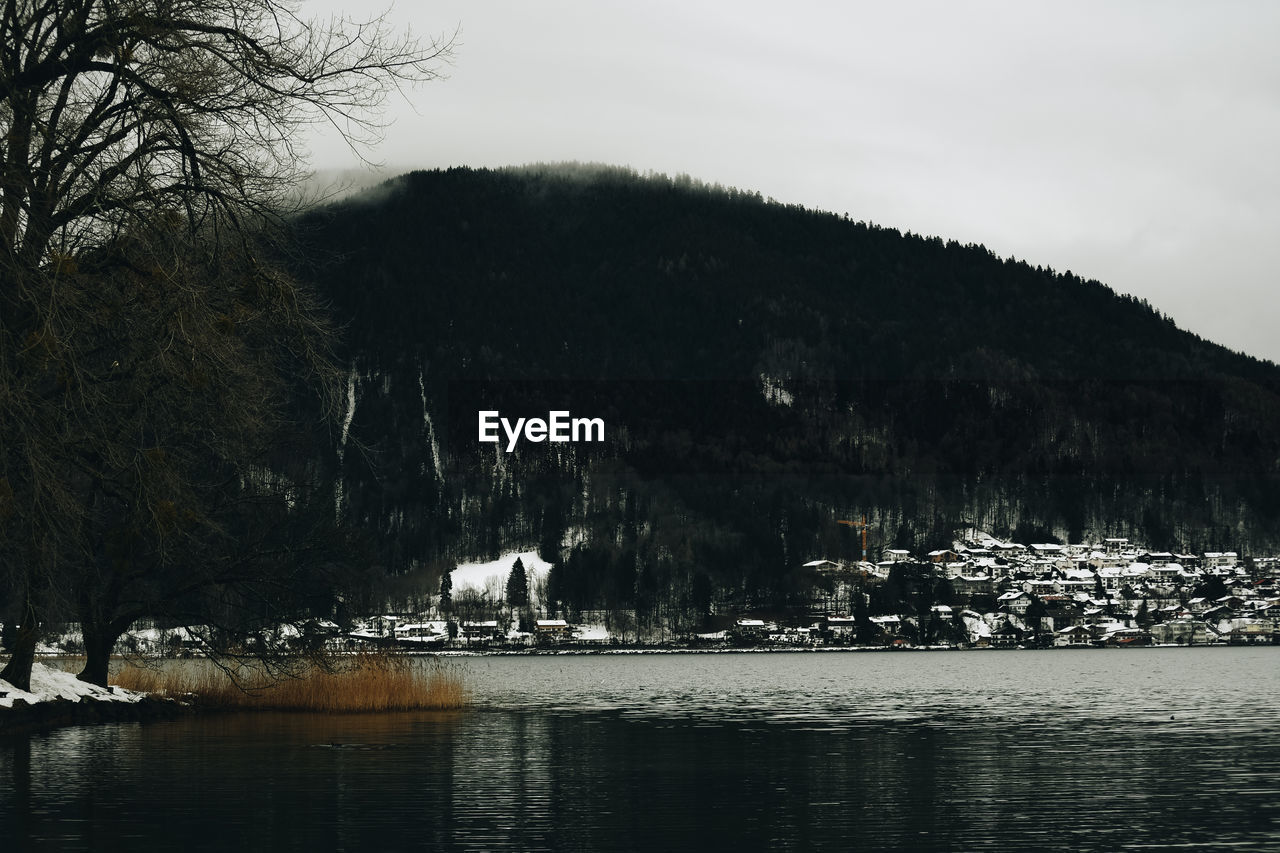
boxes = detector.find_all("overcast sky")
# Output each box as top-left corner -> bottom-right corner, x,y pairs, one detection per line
305,1 -> 1280,364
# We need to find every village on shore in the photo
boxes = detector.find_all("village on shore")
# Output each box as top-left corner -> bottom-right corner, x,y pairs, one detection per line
20,534 -> 1274,659
385,536 -> 1279,652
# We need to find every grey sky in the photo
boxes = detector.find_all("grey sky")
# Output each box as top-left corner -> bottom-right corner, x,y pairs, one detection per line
305,1 -> 1280,363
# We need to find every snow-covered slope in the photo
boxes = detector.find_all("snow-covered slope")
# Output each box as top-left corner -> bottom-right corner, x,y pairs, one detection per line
451,550 -> 553,606
0,663 -> 145,708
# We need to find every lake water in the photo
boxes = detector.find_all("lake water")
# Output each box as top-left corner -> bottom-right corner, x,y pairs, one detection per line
2,647 -> 1278,851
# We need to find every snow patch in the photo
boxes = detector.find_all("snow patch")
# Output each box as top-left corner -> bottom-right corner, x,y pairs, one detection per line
451,550 -> 553,605
0,663 -> 146,708
337,364 -> 358,462
418,370 -> 444,483
573,624 -> 610,642
760,374 -> 794,407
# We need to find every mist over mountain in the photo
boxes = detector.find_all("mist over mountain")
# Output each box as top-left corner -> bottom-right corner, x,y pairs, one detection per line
291,164 -> 1280,616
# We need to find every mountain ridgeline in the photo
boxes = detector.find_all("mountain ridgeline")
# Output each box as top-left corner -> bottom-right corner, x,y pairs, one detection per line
292,165 -> 1280,616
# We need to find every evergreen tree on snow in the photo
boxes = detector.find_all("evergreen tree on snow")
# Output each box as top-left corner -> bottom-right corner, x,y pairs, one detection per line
507,557 -> 530,608
439,569 -> 453,612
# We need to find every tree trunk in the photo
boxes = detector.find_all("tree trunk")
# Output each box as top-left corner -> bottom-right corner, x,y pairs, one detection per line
77,625 -> 116,688
76,599 -> 129,688
0,598 -> 40,692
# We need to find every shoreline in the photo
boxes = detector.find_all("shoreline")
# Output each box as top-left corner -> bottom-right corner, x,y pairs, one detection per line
427,640 -> 1263,656
0,694 -> 192,737
3,641 -> 1270,736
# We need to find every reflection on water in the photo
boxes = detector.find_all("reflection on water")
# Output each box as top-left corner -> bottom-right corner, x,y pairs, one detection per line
2,648 -> 1278,851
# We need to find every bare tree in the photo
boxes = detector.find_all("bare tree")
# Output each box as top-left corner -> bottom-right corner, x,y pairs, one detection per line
65,228 -> 350,686
0,0 -> 453,261
0,0 -> 454,689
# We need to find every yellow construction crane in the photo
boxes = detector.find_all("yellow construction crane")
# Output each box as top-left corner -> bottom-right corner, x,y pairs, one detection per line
837,516 -> 869,565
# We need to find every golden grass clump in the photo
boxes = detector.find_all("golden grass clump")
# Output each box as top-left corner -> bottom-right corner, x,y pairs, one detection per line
112,652 -> 466,712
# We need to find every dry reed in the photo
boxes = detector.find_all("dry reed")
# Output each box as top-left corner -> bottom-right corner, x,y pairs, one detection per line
111,652 -> 466,712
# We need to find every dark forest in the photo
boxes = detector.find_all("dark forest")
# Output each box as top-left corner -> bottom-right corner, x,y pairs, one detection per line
285,164 -> 1280,618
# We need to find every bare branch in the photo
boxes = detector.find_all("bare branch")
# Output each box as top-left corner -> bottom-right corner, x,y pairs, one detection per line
2,0 -> 441,687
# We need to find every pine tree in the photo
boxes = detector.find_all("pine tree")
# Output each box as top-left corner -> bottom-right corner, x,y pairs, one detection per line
539,501 -> 566,564
506,557 -> 530,608
1135,600 -> 1153,629
439,569 -> 454,613
854,588 -> 873,645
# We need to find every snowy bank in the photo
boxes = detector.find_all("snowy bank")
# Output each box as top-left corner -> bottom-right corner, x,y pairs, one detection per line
0,663 -> 145,708
0,662 -> 186,734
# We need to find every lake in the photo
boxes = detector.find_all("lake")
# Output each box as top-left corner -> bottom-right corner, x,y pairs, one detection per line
2,647 -> 1278,851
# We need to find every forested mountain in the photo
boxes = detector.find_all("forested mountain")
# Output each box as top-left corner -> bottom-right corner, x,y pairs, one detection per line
290,164 -> 1280,617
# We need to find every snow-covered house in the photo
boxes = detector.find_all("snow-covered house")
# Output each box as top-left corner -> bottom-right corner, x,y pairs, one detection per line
990,619 -> 1026,648
535,619 -> 572,639
1203,552 -> 1239,570
825,616 -> 858,638
1100,626 -> 1149,646
998,590 -> 1032,615
369,614 -> 400,636
952,574 -> 994,597
461,620 -> 502,641
1054,625 -> 1094,647
1029,543 -> 1064,557
1103,538 -> 1129,554
1025,579 -> 1061,596
1149,619 -> 1212,645
868,615 -> 901,635
396,622 -> 445,641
